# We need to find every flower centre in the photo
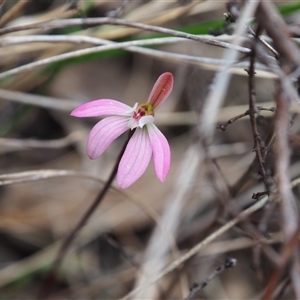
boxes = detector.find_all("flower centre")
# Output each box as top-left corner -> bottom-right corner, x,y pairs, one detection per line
132,103 -> 154,121
128,102 -> 154,130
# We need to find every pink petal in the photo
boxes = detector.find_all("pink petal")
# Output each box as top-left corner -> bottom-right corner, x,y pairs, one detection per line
117,128 -> 152,189
71,99 -> 132,118
147,72 -> 174,110
87,116 -> 129,159
147,124 -> 171,182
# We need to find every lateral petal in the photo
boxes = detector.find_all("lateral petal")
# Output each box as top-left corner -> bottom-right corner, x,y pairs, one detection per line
117,129 -> 152,189
71,99 -> 132,118
87,116 -> 129,159
147,124 -> 171,182
147,72 -> 174,110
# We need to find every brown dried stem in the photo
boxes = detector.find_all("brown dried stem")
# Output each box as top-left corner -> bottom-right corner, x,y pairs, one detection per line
217,106 -> 275,132
185,258 -> 237,300
246,29 -> 272,193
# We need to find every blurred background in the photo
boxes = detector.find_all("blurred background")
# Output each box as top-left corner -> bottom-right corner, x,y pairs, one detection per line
0,0 -> 299,299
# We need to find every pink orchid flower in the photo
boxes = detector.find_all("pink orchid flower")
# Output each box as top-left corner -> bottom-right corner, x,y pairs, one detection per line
71,72 -> 173,189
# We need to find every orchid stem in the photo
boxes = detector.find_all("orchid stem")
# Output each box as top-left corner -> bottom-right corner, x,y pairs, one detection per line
38,130 -> 134,299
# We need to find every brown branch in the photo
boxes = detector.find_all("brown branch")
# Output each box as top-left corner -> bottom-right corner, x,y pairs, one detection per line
229,131 -> 275,197
247,26 -> 279,59
246,29 -> 272,193
217,106 -> 275,131
185,258 -> 237,300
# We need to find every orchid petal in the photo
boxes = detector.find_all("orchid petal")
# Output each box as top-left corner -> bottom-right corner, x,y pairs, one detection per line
147,72 -> 174,110
117,129 -> 152,188
147,123 -> 171,182
138,115 -> 154,128
71,99 -> 132,118
87,116 -> 129,159
127,117 -> 139,130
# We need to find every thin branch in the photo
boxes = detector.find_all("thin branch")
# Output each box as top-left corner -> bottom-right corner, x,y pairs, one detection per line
217,106 -> 275,131
0,38 -> 194,79
0,33 -> 277,73
231,137 -> 276,198
0,35 -> 273,79
0,88 -> 75,111
247,26 -> 279,58
0,35 -> 113,46
0,36 -> 249,76
247,31 -> 271,192
0,39 -> 255,77
0,17 -> 251,55
0,131 -> 84,152
185,258 -> 237,300
0,35 -> 249,80
198,232 -> 283,257
0,33 -> 250,47
226,2 -> 279,59
0,87 -> 278,125
0,169 -> 106,186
